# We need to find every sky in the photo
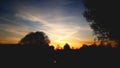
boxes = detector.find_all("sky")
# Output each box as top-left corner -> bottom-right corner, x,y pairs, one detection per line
0,0 -> 94,49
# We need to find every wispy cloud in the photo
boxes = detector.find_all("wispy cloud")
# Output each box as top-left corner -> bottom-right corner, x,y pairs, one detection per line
0,0 -> 93,48
0,17 -> 33,44
15,9 -> 93,48
15,11 -> 81,36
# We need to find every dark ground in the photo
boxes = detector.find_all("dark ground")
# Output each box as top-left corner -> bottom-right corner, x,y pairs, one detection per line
0,44 -> 120,68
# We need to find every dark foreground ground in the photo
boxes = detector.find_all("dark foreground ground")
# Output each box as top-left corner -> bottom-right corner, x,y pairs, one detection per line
0,44 -> 120,68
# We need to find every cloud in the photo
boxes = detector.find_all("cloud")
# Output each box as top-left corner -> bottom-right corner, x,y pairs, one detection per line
0,0 -> 93,48
15,11 -> 49,25
0,17 -> 33,44
14,5 -> 93,48
15,10 -> 81,36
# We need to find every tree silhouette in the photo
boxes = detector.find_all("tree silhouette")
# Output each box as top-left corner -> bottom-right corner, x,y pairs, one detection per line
83,0 -> 120,44
18,31 -> 50,65
19,31 -> 50,47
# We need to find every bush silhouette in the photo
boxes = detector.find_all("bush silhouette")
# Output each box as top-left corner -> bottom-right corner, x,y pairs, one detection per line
19,31 -> 50,48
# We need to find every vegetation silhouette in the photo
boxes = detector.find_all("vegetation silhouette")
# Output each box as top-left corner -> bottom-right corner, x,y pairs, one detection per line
19,31 -> 50,48
83,0 -> 120,45
0,31 -> 120,68
0,31 -> 50,67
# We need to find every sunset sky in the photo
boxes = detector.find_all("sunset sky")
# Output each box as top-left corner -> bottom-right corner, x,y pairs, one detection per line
0,0 -> 94,49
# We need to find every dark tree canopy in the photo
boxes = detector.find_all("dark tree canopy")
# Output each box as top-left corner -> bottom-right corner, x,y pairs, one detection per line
83,0 -> 120,44
19,31 -> 50,47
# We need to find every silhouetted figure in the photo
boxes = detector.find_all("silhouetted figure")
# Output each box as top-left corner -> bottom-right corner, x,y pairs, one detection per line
63,43 -> 70,51
49,46 -> 56,64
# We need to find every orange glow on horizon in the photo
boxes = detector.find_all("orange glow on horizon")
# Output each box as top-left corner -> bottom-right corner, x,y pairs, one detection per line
0,37 -> 94,49
0,38 -> 20,44
0,38 -> 118,49
50,40 -> 94,49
